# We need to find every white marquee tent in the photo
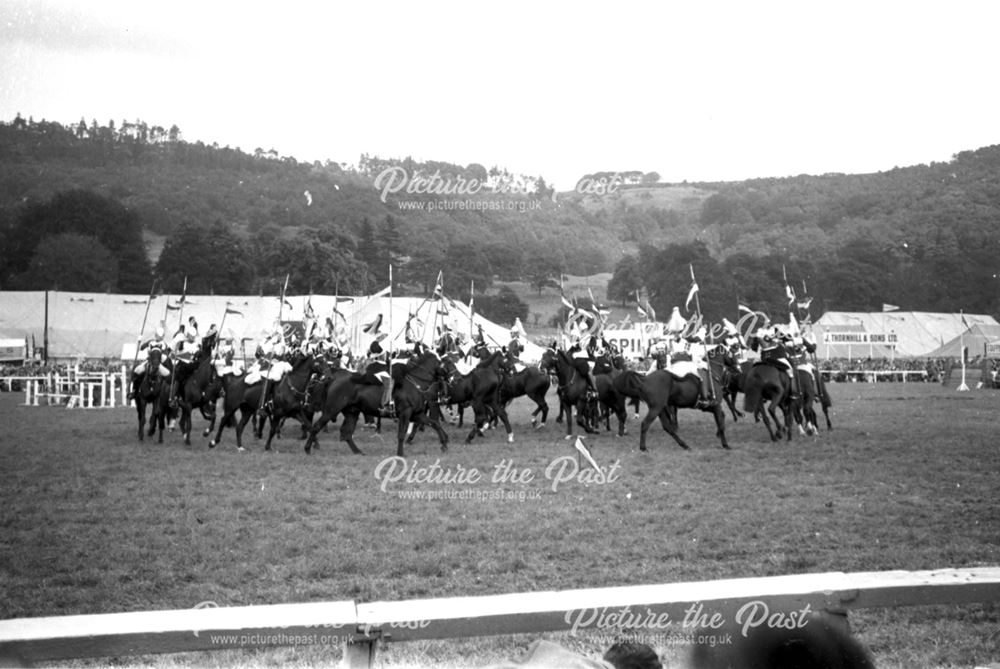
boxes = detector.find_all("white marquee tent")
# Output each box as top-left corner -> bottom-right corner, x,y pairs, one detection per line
0,290 -> 544,363
811,311 -> 999,358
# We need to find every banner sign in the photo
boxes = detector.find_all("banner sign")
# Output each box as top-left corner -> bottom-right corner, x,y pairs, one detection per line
822,332 -> 898,346
985,341 -> 1000,358
603,325 -> 665,359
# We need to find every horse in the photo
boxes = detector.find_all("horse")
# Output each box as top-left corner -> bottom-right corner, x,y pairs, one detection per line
540,348 -> 627,438
209,374 -> 268,451
133,348 -> 172,443
171,349 -> 223,446
305,351 -> 450,456
498,362 -> 551,429
791,365 -> 834,435
258,354 -> 327,451
742,362 -> 794,442
440,351 -> 513,444
612,354 -> 731,451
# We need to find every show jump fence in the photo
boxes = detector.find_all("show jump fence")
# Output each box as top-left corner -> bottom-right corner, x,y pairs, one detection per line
1,567 -> 998,668
1,365 -> 128,409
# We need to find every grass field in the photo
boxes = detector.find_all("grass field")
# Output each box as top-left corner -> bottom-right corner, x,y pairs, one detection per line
1,381 -> 999,668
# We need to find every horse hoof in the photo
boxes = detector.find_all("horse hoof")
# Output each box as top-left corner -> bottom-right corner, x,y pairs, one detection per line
507,434 -> 514,443
535,422 -> 545,430
208,441 -> 216,448
237,447 -> 246,453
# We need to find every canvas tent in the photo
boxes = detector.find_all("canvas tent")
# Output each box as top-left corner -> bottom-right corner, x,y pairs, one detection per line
812,311 -> 999,358
923,324 -> 1000,359
0,290 -> 544,363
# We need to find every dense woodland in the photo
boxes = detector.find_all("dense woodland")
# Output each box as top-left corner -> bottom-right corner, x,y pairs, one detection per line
2,113 -> 999,326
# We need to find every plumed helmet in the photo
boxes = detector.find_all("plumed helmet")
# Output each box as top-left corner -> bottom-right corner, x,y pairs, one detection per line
155,326 -> 165,338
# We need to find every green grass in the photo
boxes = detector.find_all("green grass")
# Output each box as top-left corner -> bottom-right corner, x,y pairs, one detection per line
1,382 -> 999,668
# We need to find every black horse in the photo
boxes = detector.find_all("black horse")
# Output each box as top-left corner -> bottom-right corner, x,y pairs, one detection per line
742,362 -> 794,442
441,351 -> 513,444
134,348 -> 172,443
791,366 -> 834,435
613,357 -> 731,451
540,348 -> 627,438
259,354 -> 326,452
499,362 -> 551,429
209,374 -> 268,452
172,349 -> 223,446
305,351 -> 450,456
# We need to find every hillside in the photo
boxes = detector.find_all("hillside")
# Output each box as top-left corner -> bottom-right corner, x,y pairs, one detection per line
2,115 -> 1000,324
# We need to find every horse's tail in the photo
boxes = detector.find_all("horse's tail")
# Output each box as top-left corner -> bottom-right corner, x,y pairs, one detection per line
743,370 -> 763,413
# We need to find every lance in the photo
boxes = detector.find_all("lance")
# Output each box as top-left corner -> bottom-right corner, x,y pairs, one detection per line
132,278 -> 159,368
690,264 -> 718,403
277,274 -> 290,344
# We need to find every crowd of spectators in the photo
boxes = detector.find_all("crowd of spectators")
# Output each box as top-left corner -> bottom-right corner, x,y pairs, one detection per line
816,356 -> 1000,385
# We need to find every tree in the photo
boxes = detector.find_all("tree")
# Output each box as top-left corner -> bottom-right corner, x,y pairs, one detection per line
1,189 -> 151,292
607,255 -> 643,305
14,233 -> 118,291
156,219 -> 252,294
475,286 -> 528,327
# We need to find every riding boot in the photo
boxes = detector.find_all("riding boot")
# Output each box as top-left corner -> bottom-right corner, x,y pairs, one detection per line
789,368 -> 801,401
257,378 -> 270,417
381,378 -> 395,417
586,372 -> 598,399
696,371 -> 717,410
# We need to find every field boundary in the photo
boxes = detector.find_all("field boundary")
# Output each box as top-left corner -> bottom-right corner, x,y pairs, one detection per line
1,567 -> 998,667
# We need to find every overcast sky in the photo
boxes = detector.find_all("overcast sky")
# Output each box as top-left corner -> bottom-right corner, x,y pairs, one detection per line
2,0 -> 999,190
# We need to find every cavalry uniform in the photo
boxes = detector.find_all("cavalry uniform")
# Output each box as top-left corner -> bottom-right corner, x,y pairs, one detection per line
668,327 -> 717,409
134,328 -> 171,378
507,330 -> 525,372
568,335 -> 599,397
757,327 -> 800,400
215,335 -> 242,377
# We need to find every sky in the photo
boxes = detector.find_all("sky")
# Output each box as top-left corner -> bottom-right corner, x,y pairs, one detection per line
2,0 -> 1000,190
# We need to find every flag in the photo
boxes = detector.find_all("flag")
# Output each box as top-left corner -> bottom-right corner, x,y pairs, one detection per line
178,276 -> 187,304
643,299 -> 656,322
363,314 -> 383,335
961,311 -> 969,329
882,303 -> 899,312
785,283 -> 795,306
665,306 -> 687,333
573,437 -> 601,472
370,285 -> 391,298
304,295 -> 315,320
432,271 -> 444,298
225,306 -> 243,316
560,291 -> 576,313
637,303 -> 648,319
685,265 -> 699,313
797,297 -> 813,311
468,281 -> 474,313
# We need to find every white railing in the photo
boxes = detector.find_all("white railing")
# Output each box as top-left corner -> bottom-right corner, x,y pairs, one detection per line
2,365 -> 128,408
0,567 -> 998,667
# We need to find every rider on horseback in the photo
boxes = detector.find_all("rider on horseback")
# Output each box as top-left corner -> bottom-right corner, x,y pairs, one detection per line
368,337 -> 395,417
756,326 -> 801,401
568,334 -> 599,399
506,326 -> 524,371
686,327 -> 719,410
128,327 -> 171,400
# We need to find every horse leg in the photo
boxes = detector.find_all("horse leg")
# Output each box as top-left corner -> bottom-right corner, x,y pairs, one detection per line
562,398 -> 574,439
712,404 -> 730,449
209,405 -> 236,448
263,412 -> 281,451
494,402 -> 513,443
339,412 -> 364,455
136,401 -> 145,441
638,408 -> 660,451
396,409 -> 414,457
657,408 -> 691,450
758,400 -> 778,442
234,409 -> 254,452
466,401 -> 485,443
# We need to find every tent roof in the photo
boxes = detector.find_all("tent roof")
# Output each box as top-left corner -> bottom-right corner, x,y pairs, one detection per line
923,323 -> 1000,358
0,290 -> 544,362
813,311 -> 999,357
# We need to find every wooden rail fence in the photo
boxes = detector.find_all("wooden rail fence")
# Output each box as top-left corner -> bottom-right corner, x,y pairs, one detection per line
1,567 -> 998,667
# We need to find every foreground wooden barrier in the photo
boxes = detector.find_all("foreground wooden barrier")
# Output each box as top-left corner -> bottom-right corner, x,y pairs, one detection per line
1,567 -> 998,667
